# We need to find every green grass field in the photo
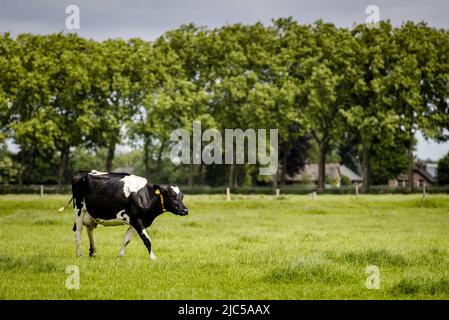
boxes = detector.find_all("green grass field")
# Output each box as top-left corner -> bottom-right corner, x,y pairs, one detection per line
0,194 -> 448,299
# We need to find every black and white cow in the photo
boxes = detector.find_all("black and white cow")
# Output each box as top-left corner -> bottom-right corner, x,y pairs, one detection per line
59,170 -> 188,259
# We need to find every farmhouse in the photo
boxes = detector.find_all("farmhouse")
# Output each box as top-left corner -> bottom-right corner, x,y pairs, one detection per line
388,162 -> 437,188
285,163 -> 362,186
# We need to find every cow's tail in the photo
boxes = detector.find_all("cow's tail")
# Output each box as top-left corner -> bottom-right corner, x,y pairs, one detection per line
58,170 -> 89,213
58,196 -> 73,213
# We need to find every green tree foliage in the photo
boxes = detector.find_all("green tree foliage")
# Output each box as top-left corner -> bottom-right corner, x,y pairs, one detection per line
87,39 -> 137,171
0,143 -> 18,184
389,23 -> 449,191
299,21 -> 358,191
43,34 -> 98,190
343,22 -> 399,190
0,20 -> 448,188
3,34 -> 59,186
370,142 -> 409,185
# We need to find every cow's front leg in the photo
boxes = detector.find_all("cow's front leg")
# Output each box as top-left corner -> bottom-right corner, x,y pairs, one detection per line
132,219 -> 157,260
119,226 -> 136,257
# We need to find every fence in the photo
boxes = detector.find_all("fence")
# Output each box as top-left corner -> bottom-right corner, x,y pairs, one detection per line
0,184 -> 72,195
180,184 -> 449,195
1,184 -> 449,195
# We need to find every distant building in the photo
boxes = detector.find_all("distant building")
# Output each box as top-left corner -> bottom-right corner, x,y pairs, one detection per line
426,163 -> 438,179
286,163 -> 362,186
388,162 -> 436,188
112,167 -> 134,174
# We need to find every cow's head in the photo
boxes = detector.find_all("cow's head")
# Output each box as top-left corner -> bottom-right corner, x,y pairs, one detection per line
153,184 -> 188,216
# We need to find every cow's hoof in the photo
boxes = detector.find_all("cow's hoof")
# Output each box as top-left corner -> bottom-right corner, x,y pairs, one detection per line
150,252 -> 157,261
89,253 -> 96,257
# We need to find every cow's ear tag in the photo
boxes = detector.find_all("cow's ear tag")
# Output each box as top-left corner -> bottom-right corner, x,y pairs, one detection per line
155,189 -> 160,195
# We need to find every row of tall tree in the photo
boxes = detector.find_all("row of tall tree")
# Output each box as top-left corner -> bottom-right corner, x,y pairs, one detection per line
1,19 -> 448,191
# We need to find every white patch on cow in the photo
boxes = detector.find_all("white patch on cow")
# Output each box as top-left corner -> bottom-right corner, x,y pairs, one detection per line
119,226 -> 136,257
150,251 -> 157,260
92,210 -> 130,226
89,170 -> 108,175
170,186 -> 180,194
120,175 -> 148,197
142,229 -> 151,241
83,211 -> 95,226
115,210 -> 130,224
73,200 -> 85,257
142,229 -> 157,260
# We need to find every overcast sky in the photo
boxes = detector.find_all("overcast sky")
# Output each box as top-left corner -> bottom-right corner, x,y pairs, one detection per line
1,0 -> 448,160
1,0 -> 449,40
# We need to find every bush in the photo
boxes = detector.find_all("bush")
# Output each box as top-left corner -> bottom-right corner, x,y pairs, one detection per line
340,175 -> 351,186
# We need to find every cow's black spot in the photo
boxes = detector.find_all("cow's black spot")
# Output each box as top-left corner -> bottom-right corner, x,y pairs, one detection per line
72,223 -> 76,232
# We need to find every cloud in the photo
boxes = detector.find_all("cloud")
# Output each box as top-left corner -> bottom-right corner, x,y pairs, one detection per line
0,0 -> 448,40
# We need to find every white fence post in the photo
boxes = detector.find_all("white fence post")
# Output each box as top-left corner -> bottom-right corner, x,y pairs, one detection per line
355,184 -> 359,197
276,188 -> 280,197
40,185 -> 44,198
312,191 -> 317,201
226,188 -> 231,201
423,182 -> 426,198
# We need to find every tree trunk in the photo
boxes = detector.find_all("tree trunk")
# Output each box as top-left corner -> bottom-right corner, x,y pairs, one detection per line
361,143 -> 371,192
228,164 -> 235,188
317,140 -> 328,193
155,142 -> 164,181
143,138 -> 150,178
188,164 -> 194,190
58,145 -> 69,192
18,151 -> 26,189
272,166 -> 279,190
406,137 -> 415,192
105,140 -> 116,172
233,164 -> 238,188
280,146 -> 288,186
199,164 -> 205,185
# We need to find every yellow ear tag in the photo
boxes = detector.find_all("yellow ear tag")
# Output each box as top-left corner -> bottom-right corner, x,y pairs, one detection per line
155,189 -> 160,195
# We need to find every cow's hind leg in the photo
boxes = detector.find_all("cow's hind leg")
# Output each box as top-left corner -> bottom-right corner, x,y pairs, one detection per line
132,219 -> 157,261
86,225 -> 96,257
119,226 -> 135,257
87,226 -> 96,257
83,213 -> 96,257
73,202 -> 85,257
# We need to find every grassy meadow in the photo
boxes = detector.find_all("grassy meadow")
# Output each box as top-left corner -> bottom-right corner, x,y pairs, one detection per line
0,193 -> 448,299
